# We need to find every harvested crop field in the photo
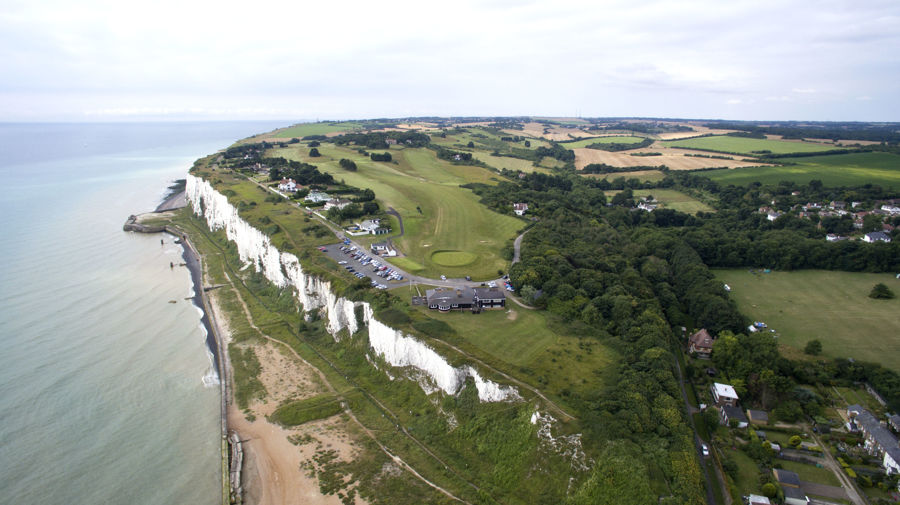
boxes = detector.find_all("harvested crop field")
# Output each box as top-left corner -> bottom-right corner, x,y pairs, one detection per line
574,146 -> 769,171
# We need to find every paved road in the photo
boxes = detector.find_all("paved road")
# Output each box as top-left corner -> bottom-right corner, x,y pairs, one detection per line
673,356 -> 724,505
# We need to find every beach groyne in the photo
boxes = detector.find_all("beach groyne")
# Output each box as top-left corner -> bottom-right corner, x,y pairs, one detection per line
123,211 -> 234,505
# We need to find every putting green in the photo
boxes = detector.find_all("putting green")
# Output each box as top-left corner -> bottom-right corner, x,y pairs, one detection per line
430,250 -> 477,267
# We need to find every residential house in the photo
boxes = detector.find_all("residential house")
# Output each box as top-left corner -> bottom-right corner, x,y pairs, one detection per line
711,383 -> 739,407
385,138 -> 398,145
748,495 -> 771,505
513,203 -> 529,216
721,405 -> 749,428
767,211 -> 782,222
847,405 -> 900,476
305,190 -> 331,203
277,178 -> 297,192
863,231 -> 892,243
637,202 -> 658,212
688,329 -> 714,358
747,409 -> 769,425
826,234 -> 847,242
882,204 -> 900,216
783,486 -> 809,505
370,242 -> 397,257
323,199 -> 351,211
830,201 -> 847,210
890,414 -> 900,433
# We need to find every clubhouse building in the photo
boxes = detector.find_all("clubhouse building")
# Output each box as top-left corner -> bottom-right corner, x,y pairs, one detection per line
425,287 -> 506,312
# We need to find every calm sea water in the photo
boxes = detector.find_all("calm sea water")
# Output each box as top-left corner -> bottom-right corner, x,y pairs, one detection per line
0,121 -> 285,504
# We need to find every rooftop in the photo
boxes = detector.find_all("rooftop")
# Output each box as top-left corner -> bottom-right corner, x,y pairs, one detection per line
713,382 -> 739,400
774,468 -> 802,487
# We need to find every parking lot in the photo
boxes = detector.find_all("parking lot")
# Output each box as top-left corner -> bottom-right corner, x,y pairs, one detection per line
318,242 -> 407,290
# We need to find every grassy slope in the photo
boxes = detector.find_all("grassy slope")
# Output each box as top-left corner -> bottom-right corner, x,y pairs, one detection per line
270,143 -> 523,280
715,269 -> 900,371
703,152 -> 900,190
664,136 -> 838,155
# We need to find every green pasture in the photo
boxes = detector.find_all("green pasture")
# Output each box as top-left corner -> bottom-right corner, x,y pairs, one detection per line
665,136 -> 838,155
715,269 -> 900,371
270,144 -> 523,280
703,152 -> 900,189
272,121 -> 364,138
561,136 -> 646,149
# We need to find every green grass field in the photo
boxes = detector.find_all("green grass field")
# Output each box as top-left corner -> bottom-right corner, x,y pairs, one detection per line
777,459 -> 840,487
470,152 -> 546,173
270,144 -> 523,280
703,152 -> 900,190
413,306 -> 617,408
664,136 -> 838,155
581,169 -> 667,183
561,136 -> 646,149
604,188 -> 714,214
715,269 -> 900,371
272,121 -> 364,138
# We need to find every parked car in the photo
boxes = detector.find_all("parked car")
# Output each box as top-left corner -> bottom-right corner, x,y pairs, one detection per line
701,444 -> 709,457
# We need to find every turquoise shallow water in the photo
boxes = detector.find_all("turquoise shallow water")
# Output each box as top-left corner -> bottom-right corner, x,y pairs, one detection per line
0,121 -> 283,504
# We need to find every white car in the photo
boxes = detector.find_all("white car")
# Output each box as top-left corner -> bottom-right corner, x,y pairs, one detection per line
701,444 -> 709,457
440,275 -> 446,280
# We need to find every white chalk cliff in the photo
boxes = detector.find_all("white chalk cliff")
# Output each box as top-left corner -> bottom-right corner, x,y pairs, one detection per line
186,175 -> 519,402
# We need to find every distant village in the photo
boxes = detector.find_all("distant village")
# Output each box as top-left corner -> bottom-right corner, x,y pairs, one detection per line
759,198 -> 899,243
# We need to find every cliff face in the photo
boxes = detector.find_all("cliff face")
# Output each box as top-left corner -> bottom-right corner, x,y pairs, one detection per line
185,175 -> 519,402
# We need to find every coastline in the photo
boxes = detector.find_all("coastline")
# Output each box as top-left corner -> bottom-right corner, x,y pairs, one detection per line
123,199 -> 234,505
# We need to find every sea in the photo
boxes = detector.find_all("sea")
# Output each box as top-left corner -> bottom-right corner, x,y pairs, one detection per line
0,121 -> 285,504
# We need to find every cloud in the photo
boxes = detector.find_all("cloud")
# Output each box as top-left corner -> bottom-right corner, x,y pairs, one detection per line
1,0 -> 899,121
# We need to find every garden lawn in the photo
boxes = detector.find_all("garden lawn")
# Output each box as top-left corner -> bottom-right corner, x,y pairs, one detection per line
777,459 -> 840,487
715,269 -> 900,371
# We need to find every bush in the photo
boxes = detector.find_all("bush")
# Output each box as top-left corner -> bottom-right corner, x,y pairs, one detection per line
761,482 -> 777,498
804,339 -> 822,355
271,394 -> 343,426
789,435 -> 802,447
869,283 -> 895,299
309,147 -> 321,157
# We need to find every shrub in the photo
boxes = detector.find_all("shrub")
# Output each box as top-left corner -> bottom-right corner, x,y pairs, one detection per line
804,339 -> 822,355
869,283 -> 895,299
761,482 -> 777,498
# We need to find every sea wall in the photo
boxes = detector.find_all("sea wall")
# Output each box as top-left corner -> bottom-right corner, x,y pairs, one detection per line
185,175 -> 519,402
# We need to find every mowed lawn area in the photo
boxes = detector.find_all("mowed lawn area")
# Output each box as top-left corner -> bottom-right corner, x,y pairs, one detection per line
664,136 -> 838,155
703,152 -> 900,190
715,269 -> 900,371
270,143 -> 523,280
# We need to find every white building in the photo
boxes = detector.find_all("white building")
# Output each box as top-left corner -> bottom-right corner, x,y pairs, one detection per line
513,203 -> 528,216
324,199 -> 351,211
277,178 -> 297,192
711,383 -> 739,407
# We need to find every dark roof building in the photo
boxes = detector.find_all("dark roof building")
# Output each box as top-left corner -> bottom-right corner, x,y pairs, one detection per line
425,287 -> 506,312
847,404 -> 900,476
688,328 -> 714,358
773,468 -> 802,488
747,409 -> 769,425
721,405 -> 749,427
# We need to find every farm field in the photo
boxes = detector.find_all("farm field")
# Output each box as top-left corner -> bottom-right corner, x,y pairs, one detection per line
560,136 -> 646,149
714,269 -> 900,371
270,143 -> 523,280
703,152 -> 900,189
664,135 -> 839,155
604,188 -> 714,214
574,146 -> 767,171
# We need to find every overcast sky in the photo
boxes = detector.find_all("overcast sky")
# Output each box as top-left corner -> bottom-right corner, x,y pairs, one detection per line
1,0 -> 898,122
